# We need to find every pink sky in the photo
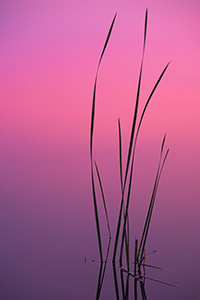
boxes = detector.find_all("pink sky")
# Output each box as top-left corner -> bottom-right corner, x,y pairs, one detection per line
0,0 -> 200,235
0,0 -> 199,216
0,0 -> 199,145
0,1 -> 200,297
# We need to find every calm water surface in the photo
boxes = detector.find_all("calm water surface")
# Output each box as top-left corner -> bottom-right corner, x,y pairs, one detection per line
0,142 -> 200,299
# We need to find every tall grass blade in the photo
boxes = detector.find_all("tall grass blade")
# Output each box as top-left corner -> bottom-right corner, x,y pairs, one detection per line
118,118 -> 123,192
119,150 -> 134,265
113,8 -> 148,263
124,216 -> 130,270
138,152 -> 162,261
138,136 -> 167,258
90,13 -> 117,262
124,8 -> 148,186
119,213 -> 130,269
138,136 -> 169,264
98,13 -> 117,70
90,168 -> 103,262
94,161 -> 111,239
134,239 -> 138,275
119,155 -> 134,267
134,63 -> 170,148
140,149 -> 169,263
118,118 -> 130,269
119,216 -> 130,269
90,12 -> 117,153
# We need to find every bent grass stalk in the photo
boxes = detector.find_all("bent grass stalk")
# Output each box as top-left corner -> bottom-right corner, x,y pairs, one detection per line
138,137 -> 169,267
90,13 -> 117,262
94,161 -> 111,240
118,119 -> 130,269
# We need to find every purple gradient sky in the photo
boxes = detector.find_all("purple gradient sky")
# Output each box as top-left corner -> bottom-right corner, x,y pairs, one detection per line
1,0 -> 199,198
0,1 -> 199,147
0,0 -> 200,298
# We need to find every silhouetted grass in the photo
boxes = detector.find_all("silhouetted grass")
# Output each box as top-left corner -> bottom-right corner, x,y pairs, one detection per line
94,161 -> 111,240
90,13 -> 117,262
137,135 -> 169,269
90,8 -> 170,284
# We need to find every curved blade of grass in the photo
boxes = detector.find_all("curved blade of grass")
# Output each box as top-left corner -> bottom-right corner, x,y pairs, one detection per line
125,216 -> 130,269
119,218 -> 129,268
134,62 -> 170,149
134,239 -> 138,275
138,136 -> 166,258
119,153 -> 134,267
90,168 -> 103,262
90,13 -> 117,262
90,12 -> 117,154
119,165 -> 133,268
94,161 -> 111,239
139,148 -> 169,264
113,8 -> 148,263
98,13 -> 117,70
119,215 -> 130,269
138,151 -> 166,263
118,118 -> 130,269
119,147 -> 134,265
124,8 -> 148,186
118,118 -> 123,192
138,136 -> 169,264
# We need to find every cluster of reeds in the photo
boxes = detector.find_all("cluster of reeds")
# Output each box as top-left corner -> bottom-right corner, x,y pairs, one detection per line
90,8 -> 169,280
